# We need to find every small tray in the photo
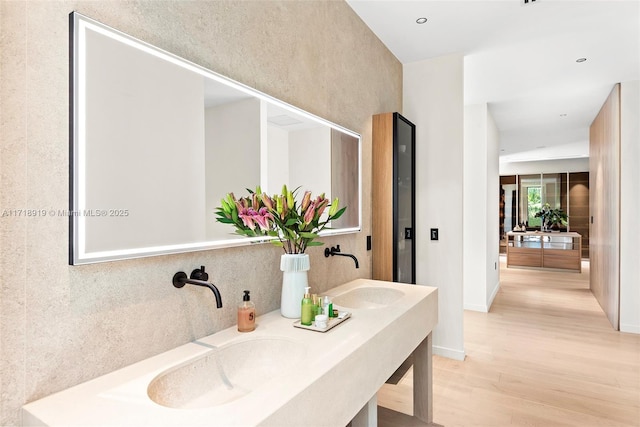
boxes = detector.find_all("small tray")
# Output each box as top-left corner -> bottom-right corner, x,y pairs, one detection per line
293,312 -> 351,333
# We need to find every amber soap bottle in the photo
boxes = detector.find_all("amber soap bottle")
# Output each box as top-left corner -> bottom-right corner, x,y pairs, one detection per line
238,290 -> 256,332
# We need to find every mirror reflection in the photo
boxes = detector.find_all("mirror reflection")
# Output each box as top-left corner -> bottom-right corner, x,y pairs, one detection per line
71,13 -> 361,265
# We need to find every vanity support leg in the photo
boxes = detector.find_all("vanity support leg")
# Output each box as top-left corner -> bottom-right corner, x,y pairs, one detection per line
412,332 -> 433,424
351,393 -> 377,427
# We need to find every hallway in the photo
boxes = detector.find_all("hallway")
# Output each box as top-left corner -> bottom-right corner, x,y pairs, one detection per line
378,259 -> 640,426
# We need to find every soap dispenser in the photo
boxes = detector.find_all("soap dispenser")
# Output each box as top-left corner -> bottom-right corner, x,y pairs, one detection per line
301,287 -> 313,326
238,290 -> 256,332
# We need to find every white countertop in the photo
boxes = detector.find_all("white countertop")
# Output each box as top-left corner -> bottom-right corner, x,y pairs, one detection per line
22,278 -> 438,427
507,230 -> 581,237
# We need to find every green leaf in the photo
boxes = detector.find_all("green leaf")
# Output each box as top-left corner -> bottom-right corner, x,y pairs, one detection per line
330,206 -> 347,220
216,217 -> 235,224
299,232 -> 318,239
306,241 -> 324,246
285,218 -> 298,226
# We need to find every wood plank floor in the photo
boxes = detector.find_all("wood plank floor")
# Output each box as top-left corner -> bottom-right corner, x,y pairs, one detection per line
378,258 -> 640,426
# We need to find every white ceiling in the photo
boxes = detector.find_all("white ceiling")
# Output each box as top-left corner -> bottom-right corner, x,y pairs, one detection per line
346,0 -> 640,163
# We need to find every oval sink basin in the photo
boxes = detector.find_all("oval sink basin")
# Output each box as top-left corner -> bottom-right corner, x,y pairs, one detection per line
332,286 -> 404,309
148,338 -> 306,409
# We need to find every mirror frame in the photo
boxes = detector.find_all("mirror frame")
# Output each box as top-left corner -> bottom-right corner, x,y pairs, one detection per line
69,12 -> 362,265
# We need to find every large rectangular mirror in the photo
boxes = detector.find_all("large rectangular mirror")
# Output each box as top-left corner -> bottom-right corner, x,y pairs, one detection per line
70,12 -> 361,265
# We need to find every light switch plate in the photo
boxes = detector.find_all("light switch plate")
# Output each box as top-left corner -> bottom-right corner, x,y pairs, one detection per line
430,228 -> 439,241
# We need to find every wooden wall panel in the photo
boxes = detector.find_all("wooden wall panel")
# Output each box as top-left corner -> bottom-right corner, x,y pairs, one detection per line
372,113 -> 395,281
569,172 -> 590,258
560,172 -> 569,214
589,84 -> 620,330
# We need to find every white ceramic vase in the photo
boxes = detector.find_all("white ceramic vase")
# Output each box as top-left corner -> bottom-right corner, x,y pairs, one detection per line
280,253 -> 310,318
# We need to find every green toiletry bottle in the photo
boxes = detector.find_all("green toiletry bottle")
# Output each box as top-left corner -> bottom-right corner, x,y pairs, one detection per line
312,294 -> 320,320
301,287 -> 313,326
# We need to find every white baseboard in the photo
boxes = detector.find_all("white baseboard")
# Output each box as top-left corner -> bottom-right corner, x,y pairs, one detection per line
487,281 -> 500,310
463,282 -> 501,313
433,345 -> 465,361
620,323 -> 640,334
463,302 -> 488,312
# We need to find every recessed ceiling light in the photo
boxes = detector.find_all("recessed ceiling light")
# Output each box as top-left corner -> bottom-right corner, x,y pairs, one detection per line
416,17 -> 428,24
576,58 -> 587,63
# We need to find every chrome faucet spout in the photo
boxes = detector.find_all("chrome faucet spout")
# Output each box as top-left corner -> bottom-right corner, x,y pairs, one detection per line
172,270 -> 223,308
324,245 -> 360,269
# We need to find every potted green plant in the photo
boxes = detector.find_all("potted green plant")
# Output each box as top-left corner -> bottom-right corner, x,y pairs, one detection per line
534,203 -> 568,231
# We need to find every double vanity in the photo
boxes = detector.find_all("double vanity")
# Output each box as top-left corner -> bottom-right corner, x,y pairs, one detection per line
43,11 -> 443,427
23,279 -> 438,426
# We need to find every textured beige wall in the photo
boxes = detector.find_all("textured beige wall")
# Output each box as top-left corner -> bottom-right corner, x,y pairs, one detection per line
0,1 -> 401,424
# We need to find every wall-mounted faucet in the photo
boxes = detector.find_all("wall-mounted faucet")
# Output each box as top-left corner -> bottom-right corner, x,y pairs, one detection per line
324,245 -> 359,269
172,266 -> 223,308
